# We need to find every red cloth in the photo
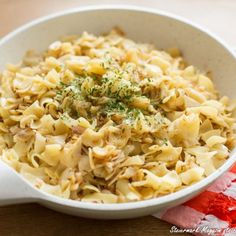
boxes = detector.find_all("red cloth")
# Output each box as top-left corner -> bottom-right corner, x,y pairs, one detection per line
153,165 -> 236,236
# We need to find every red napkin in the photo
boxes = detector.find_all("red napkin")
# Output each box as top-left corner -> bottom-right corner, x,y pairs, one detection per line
153,165 -> 236,236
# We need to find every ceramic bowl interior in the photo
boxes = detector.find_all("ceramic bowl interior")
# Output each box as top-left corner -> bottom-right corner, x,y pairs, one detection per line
0,5 -> 236,219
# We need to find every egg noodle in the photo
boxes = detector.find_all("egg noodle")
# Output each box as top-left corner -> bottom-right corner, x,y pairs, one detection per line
0,28 -> 235,203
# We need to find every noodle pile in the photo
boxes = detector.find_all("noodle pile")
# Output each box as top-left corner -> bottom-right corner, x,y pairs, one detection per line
0,28 -> 235,203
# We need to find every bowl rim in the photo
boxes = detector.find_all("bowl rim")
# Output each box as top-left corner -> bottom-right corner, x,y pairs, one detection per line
0,4 -> 236,211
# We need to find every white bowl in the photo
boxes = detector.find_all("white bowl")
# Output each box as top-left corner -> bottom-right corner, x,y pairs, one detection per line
0,5 -> 236,219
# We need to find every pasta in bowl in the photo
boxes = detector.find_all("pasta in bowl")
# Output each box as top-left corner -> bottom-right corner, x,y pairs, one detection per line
0,28 -> 235,204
